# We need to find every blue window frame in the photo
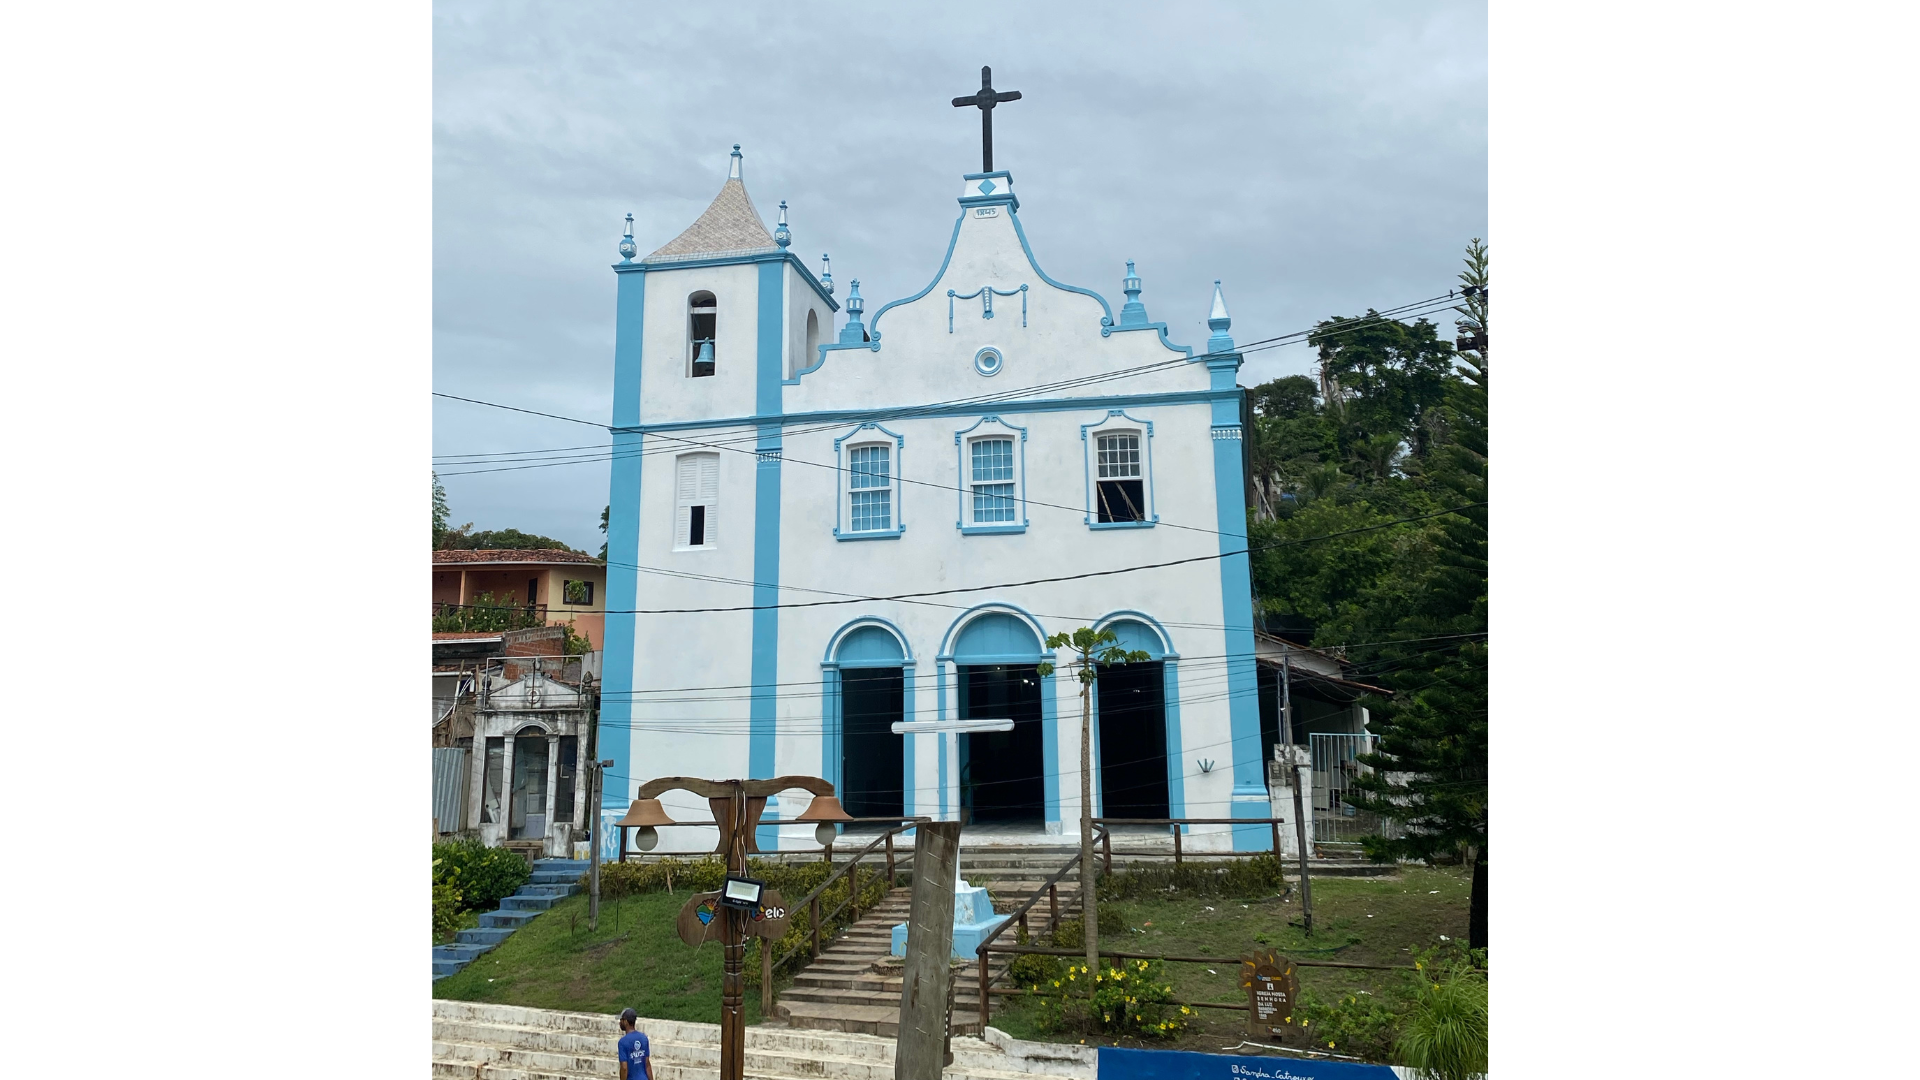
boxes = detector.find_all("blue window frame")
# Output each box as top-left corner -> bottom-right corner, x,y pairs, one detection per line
954,417 -> 1028,535
833,423 -> 906,541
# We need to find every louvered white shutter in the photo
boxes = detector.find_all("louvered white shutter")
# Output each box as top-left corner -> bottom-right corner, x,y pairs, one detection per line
698,453 -> 719,546
675,455 -> 699,546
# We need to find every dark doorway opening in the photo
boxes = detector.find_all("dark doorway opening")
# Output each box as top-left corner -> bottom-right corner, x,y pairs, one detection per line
959,664 -> 1045,822
1096,661 -> 1169,819
841,668 -> 904,818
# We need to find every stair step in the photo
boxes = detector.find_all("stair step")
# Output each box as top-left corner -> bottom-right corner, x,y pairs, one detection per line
480,909 -> 541,929
501,893 -> 562,912
457,926 -> 517,947
434,943 -> 494,963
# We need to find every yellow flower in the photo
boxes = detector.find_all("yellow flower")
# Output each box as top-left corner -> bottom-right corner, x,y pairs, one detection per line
1329,1042 -> 1336,1049
1180,1007 -> 1191,1015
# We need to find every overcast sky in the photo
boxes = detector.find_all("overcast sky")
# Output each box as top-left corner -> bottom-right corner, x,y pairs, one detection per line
432,2 -> 1486,552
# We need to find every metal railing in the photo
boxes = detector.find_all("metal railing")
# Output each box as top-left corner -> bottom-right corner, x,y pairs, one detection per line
760,817 -> 929,1014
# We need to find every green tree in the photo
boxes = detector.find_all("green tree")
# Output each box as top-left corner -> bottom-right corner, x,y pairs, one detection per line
1310,312 -> 1457,459
1343,239 -> 1488,949
599,504 -> 609,561
1037,627 -> 1150,978
432,472 -> 451,547
436,527 -> 584,554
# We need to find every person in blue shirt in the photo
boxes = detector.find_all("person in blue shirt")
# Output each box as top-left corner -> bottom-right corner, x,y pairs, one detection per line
615,1008 -> 652,1080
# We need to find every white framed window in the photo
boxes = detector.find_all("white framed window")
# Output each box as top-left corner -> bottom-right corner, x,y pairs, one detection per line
833,424 -> 905,541
1080,411 -> 1157,528
674,452 -> 719,549
954,416 -> 1028,534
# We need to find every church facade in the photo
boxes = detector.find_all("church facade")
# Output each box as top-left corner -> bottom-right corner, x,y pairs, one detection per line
598,147 -> 1269,854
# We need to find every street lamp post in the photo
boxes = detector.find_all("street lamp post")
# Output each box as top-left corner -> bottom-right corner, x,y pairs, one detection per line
625,775 -> 851,1080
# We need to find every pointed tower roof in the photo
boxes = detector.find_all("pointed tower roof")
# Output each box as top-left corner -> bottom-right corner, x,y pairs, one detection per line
643,145 -> 779,263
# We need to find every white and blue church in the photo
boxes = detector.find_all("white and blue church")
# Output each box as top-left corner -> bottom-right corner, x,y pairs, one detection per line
597,139 -> 1276,856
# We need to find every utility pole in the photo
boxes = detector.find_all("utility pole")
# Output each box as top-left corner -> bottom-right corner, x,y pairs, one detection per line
588,758 -> 612,931
1283,652 -> 1314,935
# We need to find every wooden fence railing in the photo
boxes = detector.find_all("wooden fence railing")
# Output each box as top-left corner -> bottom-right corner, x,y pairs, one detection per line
760,817 -> 929,1012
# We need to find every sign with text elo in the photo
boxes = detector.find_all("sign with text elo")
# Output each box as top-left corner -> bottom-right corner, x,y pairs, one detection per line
675,888 -> 792,947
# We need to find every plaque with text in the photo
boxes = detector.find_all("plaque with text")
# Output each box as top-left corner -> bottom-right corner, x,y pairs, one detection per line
1239,948 -> 1300,1036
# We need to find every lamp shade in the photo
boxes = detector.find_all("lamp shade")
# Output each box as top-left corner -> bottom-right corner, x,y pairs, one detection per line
792,794 -> 854,824
613,798 -> 677,829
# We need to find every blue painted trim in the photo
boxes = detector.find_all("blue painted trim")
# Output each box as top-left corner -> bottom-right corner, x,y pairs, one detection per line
953,416 -> 1029,533
1205,364 -> 1266,846
936,662 -> 950,819
748,262 -> 785,800
1164,659 -> 1186,829
619,249 -> 839,313
599,269 -> 646,826
948,284 -> 1028,331
958,193 -> 1020,212
1090,610 -> 1178,659
820,667 -> 839,794
823,616 -> 916,665
971,346 -> 1005,377
613,387 -> 1230,435
831,423 -> 906,540
902,666 -> 917,820
1103,320 -> 1196,357
1080,409 -> 1160,527
1041,670 -> 1060,825
1006,210 -> 1116,328
936,602 -> 1051,660
867,214 -> 965,344
756,262 -> 784,418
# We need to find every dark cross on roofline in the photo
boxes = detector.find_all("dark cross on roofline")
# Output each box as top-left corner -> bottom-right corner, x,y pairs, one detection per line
952,65 -> 1022,173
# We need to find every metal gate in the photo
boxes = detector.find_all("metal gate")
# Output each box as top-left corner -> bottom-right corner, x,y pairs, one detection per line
1309,733 -> 1401,846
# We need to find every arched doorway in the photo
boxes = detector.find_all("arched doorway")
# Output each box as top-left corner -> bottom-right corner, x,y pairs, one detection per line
832,624 -> 907,819
1096,618 -> 1171,820
952,611 -> 1047,823
509,725 -> 551,840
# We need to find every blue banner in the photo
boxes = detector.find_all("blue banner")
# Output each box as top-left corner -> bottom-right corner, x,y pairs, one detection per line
1097,1046 -> 1398,1079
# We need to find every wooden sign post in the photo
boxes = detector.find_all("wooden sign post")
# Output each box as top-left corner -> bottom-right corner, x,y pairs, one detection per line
1239,949 -> 1300,1038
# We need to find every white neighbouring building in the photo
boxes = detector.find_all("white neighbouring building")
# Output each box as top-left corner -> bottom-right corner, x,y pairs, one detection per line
598,146 -> 1279,856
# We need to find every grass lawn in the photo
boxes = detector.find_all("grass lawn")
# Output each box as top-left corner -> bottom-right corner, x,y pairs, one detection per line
985,865 -> 1471,1054
433,890 -> 765,1024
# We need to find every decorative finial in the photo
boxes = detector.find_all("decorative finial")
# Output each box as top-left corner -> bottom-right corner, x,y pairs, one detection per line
774,200 -> 791,248
618,213 -> 637,264
1119,260 -> 1147,327
729,144 -> 742,180
820,253 -> 834,295
838,280 -> 868,344
1207,280 -> 1235,354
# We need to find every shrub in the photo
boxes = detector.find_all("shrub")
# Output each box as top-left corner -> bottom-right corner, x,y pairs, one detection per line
1295,987 -> 1404,1062
1096,853 -> 1286,901
432,838 -> 532,912
1009,951 -> 1062,988
432,859 -> 465,939
1034,959 -> 1188,1040
1397,958 -> 1488,1079
1048,904 -> 1126,948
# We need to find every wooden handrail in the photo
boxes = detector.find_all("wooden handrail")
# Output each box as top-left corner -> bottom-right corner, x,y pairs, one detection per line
764,816 -> 929,1004
970,824 -> 1107,1033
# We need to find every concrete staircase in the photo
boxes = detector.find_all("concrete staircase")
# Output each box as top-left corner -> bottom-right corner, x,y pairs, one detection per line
434,858 -> 587,979
432,999 -> 1095,1080
775,852 -> 1088,1038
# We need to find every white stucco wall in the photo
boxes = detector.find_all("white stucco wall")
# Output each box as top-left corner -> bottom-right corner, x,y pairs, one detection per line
609,174 -> 1251,853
